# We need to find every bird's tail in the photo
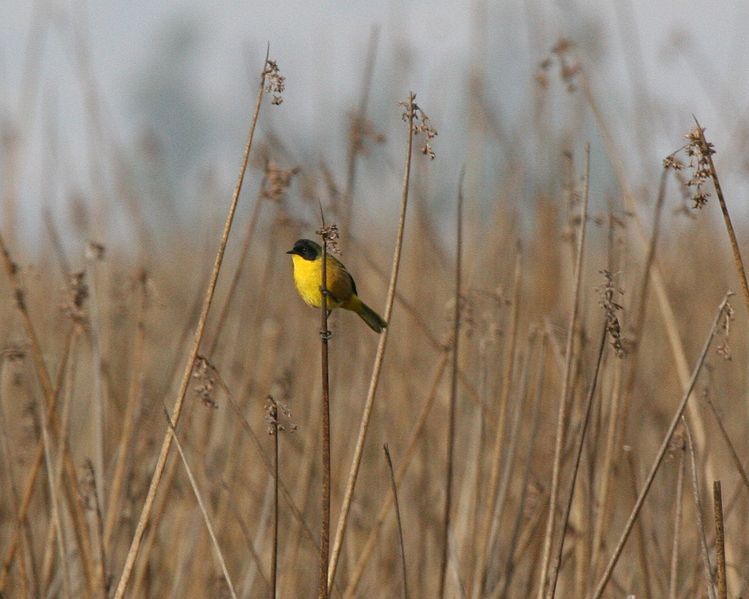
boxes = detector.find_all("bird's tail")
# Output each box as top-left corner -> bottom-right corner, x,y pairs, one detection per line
347,296 -> 387,333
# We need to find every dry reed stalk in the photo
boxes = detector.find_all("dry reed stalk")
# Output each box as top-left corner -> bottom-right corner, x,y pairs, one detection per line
591,293 -> 731,598
0,357 -> 35,597
384,444 -> 409,599
683,418 -> 716,599
282,409 -> 320,597
705,397 -> 749,492
713,481 -> 727,599
496,335 -> 547,597
548,324 -> 607,598
42,330 -> 83,596
488,331 -> 534,567
268,399 -> 279,599
226,500 -> 271,596
471,245 -> 522,597
103,271 -> 148,551
349,234 -> 491,423
163,409 -> 237,598
537,143 -> 591,599
327,92 -> 417,591
0,330 -> 84,591
84,252 -> 106,510
626,449 -> 655,598
113,54 -> 272,598
218,375 -> 317,548
578,66 -> 716,489
36,371 -> 71,598
588,168 -> 667,584
317,210 -> 332,599
692,118 -> 749,319
668,437 -> 686,599
83,460 -> 107,599
343,350 -> 449,598
437,170 -> 464,598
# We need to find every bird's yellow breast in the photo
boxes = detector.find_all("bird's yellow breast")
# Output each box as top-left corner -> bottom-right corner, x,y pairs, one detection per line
290,254 -> 354,309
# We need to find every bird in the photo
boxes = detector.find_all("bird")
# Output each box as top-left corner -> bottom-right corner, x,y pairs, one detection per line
286,239 -> 387,333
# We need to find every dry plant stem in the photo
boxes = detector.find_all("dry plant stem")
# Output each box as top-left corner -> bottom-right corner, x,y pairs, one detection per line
219,380 -> 317,548
384,445 -> 409,599
626,450 -> 654,598
498,336 -> 547,598
438,170 -> 464,599
490,332 -> 533,563
684,418 -> 717,599
37,385 -> 71,598
537,143 -> 591,599
85,255 -> 106,510
85,461 -> 107,599
113,56 -> 269,598
327,92 -> 416,591
713,481 -> 727,599
591,293 -> 731,598
318,211 -> 331,599
343,351 -> 449,598
694,117 -> 749,318
104,271 -> 148,551
0,363 -> 33,597
668,442 -> 686,599
705,397 -> 749,492
270,402 -> 279,599
580,69 -> 714,485
548,325 -> 607,598
0,278 -> 85,589
164,411 -> 238,599
472,245 -> 522,597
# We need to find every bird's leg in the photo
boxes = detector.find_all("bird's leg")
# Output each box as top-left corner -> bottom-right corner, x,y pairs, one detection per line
319,285 -> 333,339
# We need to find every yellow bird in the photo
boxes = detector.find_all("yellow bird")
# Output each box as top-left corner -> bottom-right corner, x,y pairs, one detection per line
286,239 -> 387,333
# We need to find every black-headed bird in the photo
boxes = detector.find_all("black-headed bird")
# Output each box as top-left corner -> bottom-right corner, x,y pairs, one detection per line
286,239 -> 387,333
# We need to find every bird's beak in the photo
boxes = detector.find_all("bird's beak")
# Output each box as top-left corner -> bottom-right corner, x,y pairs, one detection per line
286,249 -> 296,255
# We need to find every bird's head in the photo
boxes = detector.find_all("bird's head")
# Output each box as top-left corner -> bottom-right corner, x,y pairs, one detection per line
286,239 -> 321,261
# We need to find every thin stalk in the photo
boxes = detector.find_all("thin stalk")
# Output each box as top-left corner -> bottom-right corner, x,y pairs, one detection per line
548,324 -> 607,598
318,208 -> 331,599
384,445 -> 409,599
693,117 -> 749,318
713,481 -> 727,599
472,245 -> 522,597
438,169 -> 464,598
498,336 -> 547,598
327,92 -> 416,591
37,382 -> 70,598
668,438 -> 686,599
626,449 -> 654,599
591,293 -> 731,598
580,67 -> 715,492
343,351 -> 449,598
538,143 -> 591,598
270,400 -> 279,599
164,409 -> 237,599
683,419 -> 716,599
705,396 -> 749,492
113,52 -> 271,598
103,270 -> 148,551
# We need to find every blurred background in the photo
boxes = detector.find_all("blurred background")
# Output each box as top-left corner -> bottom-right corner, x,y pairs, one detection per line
2,1 -> 749,598
3,0 -> 749,239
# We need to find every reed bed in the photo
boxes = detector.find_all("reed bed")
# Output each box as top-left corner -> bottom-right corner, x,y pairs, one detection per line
1,13 -> 749,599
